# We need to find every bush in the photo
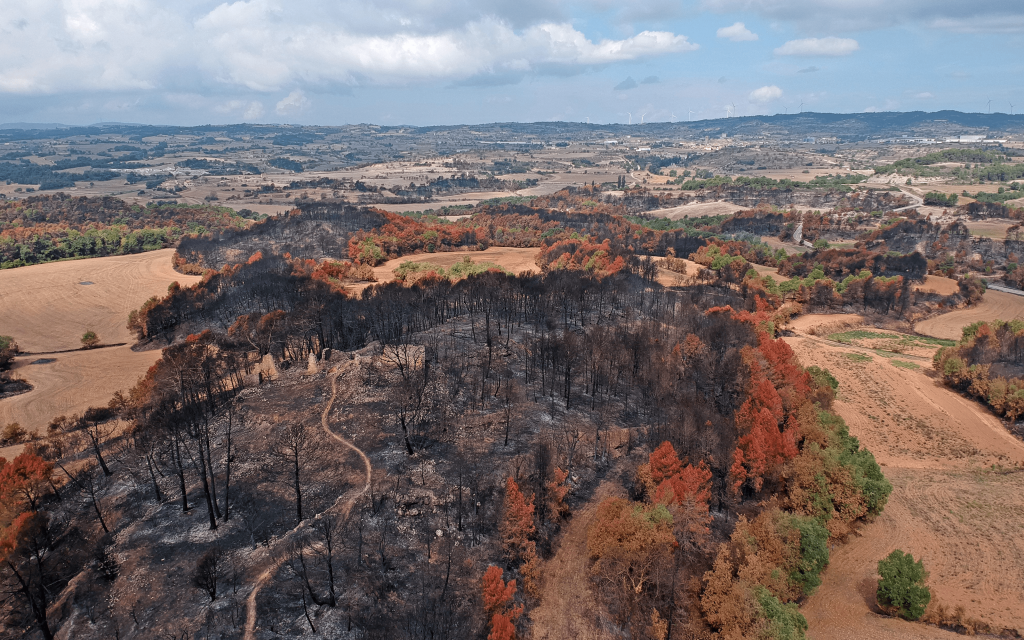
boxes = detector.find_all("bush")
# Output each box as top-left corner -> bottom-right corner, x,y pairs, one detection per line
877,549 -> 931,620
0,422 -> 27,445
806,366 -> 838,391
81,330 -> 100,349
755,586 -> 808,639
787,515 -> 829,597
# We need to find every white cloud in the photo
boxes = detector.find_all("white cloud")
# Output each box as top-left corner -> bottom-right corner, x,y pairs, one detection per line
749,85 -> 783,102
702,0 -> 1024,33
774,37 -> 859,57
0,1 -> 698,96
244,101 -> 265,119
717,22 -> 758,41
914,92 -> 934,99
276,90 -> 309,115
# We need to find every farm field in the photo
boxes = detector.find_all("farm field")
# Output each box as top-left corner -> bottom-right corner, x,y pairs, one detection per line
0,346 -> 163,436
915,289 -> 1024,340
0,249 -> 200,434
787,319 -> 1024,637
350,246 -> 542,293
964,219 -> 1015,239
648,200 -> 745,220
0,248 -> 201,352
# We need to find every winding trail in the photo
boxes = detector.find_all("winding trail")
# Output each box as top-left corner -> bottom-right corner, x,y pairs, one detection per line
242,361 -> 372,640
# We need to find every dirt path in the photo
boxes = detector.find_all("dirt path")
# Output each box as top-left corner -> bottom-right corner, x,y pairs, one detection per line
242,360 -> 372,640
529,477 -> 626,640
786,331 -> 1024,637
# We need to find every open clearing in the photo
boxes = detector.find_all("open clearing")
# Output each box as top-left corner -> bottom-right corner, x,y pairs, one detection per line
915,289 -> 1024,340
788,320 -> 1024,637
964,219 -> 1014,239
0,249 -> 201,433
649,200 -> 745,220
0,346 -> 163,435
0,248 -> 201,352
529,478 -> 626,640
358,246 -> 541,288
913,275 -> 959,296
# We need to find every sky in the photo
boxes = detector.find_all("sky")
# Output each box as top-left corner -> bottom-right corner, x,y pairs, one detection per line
1,0 -> 1022,126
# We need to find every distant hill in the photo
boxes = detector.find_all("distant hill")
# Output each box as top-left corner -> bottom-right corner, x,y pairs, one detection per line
0,111 -> 1020,142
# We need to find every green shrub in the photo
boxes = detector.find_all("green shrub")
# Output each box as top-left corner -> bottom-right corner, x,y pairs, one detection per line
820,411 -> 892,515
755,586 -> 808,639
806,365 -> 838,391
877,550 -> 931,620
787,515 -> 830,596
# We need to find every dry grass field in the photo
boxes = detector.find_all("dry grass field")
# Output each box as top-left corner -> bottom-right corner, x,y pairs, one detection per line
787,318 -> 1024,637
347,247 -> 542,295
0,248 -> 201,352
0,249 -> 201,434
915,289 -> 1024,340
964,219 -> 1014,239
649,201 -> 745,220
0,346 -> 163,435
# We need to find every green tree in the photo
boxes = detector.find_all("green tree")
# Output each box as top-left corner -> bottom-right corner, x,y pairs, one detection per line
877,549 -> 931,620
81,330 -> 100,349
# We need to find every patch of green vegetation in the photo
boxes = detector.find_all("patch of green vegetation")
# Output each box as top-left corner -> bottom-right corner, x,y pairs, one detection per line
754,586 -> 808,640
673,173 -> 865,193
477,195 -> 537,206
890,359 -> 921,370
844,353 -> 872,363
623,213 -> 729,234
786,514 -> 830,597
828,329 -> 893,344
874,148 -> 1018,177
873,349 -> 896,359
898,335 -> 956,348
394,256 -> 507,281
806,365 -> 838,390
877,550 -> 931,621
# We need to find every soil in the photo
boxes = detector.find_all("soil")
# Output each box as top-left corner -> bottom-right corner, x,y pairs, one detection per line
913,275 -> 959,296
787,328 -> 1024,636
0,249 -> 201,434
648,201 -> 746,220
0,248 -> 201,352
529,477 -> 627,640
915,290 -> 1024,340
0,345 -> 164,435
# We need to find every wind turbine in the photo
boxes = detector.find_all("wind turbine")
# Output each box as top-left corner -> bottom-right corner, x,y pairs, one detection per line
987,98 -> 992,114
640,113 -> 647,124
1011,103 -> 1015,116
688,110 -> 694,121
628,112 -> 632,125
799,101 -> 804,113
731,102 -> 737,118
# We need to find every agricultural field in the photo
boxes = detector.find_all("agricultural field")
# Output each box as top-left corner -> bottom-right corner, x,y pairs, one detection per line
0,249 -> 200,433
787,318 -> 1024,637
915,289 -> 1024,340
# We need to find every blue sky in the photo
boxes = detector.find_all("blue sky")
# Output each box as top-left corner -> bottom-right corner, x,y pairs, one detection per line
1,0 -> 1022,126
